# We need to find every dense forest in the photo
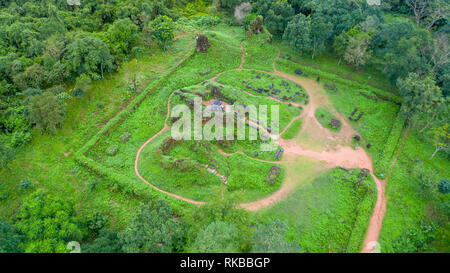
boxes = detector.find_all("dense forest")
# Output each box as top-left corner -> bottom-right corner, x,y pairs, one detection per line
0,0 -> 448,253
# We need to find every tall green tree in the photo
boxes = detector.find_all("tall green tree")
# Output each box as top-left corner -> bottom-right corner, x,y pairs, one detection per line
303,0 -> 367,36
344,33 -> 372,69
12,63 -> 46,91
84,228 -> 123,253
219,0 -> 243,14
381,28 -> 433,84
104,18 -> 139,60
427,123 -> 449,159
333,31 -> 350,65
66,33 -> 115,79
254,0 -> 295,36
185,200 -> 253,252
310,14 -> 333,59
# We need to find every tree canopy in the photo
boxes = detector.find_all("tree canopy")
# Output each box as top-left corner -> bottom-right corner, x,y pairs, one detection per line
0,219 -> 23,253
282,13 -> 311,55
397,72 -> 442,121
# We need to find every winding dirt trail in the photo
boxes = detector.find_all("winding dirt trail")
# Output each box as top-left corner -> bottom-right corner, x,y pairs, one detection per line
134,42 -> 406,252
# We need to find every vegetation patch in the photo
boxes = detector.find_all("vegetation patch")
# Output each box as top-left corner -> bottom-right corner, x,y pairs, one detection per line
281,119 -> 302,140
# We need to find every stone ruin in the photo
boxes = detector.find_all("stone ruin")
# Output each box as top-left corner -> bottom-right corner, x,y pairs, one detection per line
325,83 -> 337,92
159,136 -> 177,154
207,84 -> 235,105
196,34 -> 210,53
218,139 -> 235,149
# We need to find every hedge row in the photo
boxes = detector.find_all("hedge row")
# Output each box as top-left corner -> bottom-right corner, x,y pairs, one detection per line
276,58 -> 402,104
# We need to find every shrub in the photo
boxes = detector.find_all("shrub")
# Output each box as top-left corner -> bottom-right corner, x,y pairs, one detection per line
96,102 -> 104,109
85,212 -> 108,235
86,180 -> 99,192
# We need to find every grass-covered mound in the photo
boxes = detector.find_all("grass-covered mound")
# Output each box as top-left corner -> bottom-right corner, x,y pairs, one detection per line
168,79 -> 298,125
137,132 -> 285,202
315,107 -> 342,131
281,119 -> 302,140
